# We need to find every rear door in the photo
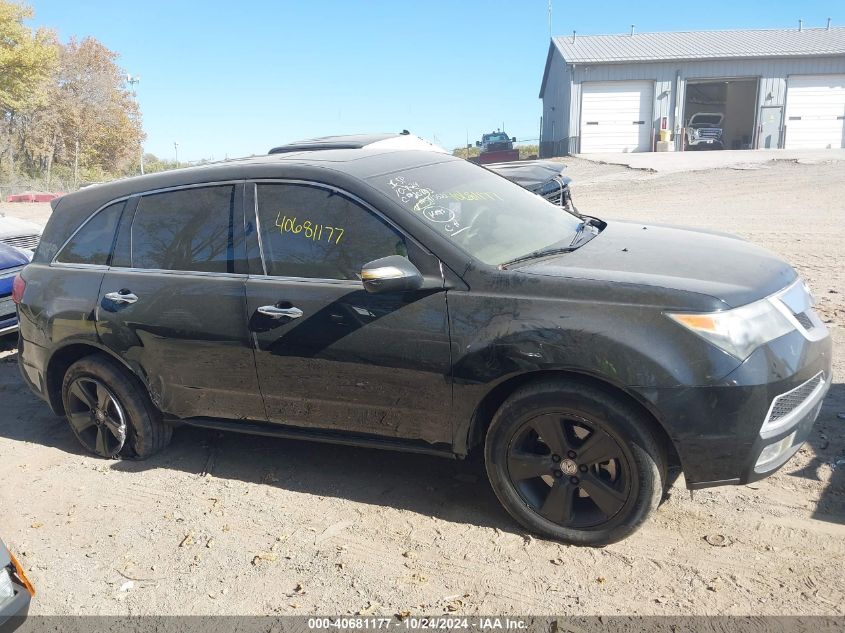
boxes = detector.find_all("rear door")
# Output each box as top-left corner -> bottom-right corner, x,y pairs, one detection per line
244,181 -> 453,446
96,182 -> 265,421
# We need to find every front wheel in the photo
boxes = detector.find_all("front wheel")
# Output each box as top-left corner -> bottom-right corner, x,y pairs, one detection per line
484,380 -> 665,545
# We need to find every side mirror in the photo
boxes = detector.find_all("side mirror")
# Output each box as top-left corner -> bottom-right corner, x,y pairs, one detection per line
511,137 -> 517,142
475,141 -> 481,147
361,255 -> 423,294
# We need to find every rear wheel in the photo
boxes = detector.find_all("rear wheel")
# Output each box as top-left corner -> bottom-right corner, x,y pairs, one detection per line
485,380 -> 664,545
61,354 -> 172,459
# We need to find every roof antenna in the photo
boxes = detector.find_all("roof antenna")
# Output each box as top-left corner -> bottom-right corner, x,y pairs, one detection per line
572,30 -> 576,43
798,18 -> 803,31
630,24 -> 635,36
827,17 -> 832,30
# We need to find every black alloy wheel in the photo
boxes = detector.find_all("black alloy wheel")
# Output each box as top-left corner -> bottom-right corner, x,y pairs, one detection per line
61,354 -> 173,459
485,380 -> 665,545
506,413 -> 631,529
65,376 -> 128,458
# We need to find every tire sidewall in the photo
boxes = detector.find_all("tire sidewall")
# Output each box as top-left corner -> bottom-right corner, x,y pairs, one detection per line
485,383 -> 663,545
61,355 -> 169,459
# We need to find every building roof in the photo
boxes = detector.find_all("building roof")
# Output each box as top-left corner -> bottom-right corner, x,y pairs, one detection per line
552,26 -> 845,64
539,25 -> 845,98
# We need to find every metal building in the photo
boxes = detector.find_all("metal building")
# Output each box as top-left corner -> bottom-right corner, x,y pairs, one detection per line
539,25 -> 845,155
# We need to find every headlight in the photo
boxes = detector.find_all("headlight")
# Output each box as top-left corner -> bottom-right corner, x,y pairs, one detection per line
0,568 -> 14,608
666,296 -> 795,360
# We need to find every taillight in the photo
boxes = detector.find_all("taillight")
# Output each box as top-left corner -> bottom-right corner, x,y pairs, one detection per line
11,273 -> 25,304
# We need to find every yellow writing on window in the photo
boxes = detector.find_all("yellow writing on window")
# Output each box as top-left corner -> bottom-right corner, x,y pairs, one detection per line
276,213 -> 344,245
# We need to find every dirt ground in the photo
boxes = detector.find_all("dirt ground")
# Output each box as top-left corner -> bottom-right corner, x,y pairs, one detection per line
0,156 -> 843,617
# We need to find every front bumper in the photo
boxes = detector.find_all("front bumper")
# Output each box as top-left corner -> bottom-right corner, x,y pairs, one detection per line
0,322 -> 18,337
640,327 -> 833,489
0,580 -> 31,633
688,138 -> 723,148
748,370 -> 829,479
0,295 -> 17,335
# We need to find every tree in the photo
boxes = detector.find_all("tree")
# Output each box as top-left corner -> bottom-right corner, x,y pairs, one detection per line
55,37 -> 144,185
0,2 -> 56,113
0,1 -> 145,188
0,1 -> 58,175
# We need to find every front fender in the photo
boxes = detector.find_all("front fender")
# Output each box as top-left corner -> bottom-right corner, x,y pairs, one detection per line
446,290 -> 742,452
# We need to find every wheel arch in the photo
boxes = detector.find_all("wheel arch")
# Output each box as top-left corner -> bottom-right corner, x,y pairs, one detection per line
44,340 -> 150,416
462,369 -> 682,473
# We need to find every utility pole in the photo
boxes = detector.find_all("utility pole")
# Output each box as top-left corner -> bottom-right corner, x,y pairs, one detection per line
73,138 -> 79,188
174,142 -> 179,168
126,74 -> 144,175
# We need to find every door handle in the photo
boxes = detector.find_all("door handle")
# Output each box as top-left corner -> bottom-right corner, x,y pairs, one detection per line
257,305 -> 303,319
104,291 -> 139,305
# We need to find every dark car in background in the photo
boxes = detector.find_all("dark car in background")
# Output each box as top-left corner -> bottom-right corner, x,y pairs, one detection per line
13,134 -> 832,545
0,244 -> 31,336
485,160 -> 575,211
0,539 -> 33,633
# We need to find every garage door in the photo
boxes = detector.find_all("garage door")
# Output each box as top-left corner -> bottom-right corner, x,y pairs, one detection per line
580,81 -> 654,153
784,75 -> 845,149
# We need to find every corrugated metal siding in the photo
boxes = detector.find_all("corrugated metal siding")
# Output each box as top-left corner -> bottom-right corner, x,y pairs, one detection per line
540,53 -> 572,156
540,51 -> 845,155
553,27 -> 845,63
569,82 -> 581,151
569,57 -> 845,83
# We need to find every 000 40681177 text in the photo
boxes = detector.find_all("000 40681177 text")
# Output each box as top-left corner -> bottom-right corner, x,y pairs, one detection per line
275,212 -> 345,245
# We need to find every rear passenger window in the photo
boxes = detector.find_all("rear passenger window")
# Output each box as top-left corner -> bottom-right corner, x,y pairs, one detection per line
131,186 -> 235,273
256,183 -> 406,280
56,201 -> 125,266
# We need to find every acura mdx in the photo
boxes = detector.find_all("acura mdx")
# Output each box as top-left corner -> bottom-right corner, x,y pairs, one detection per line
14,133 -> 832,545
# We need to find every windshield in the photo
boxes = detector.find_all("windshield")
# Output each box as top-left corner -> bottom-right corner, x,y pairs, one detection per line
485,134 -> 509,143
689,114 -> 723,126
368,159 -> 582,266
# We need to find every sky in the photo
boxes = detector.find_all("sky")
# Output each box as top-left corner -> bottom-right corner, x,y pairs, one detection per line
27,0 -> 845,162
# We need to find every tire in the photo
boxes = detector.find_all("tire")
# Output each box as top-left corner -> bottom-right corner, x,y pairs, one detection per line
484,380 -> 665,546
61,354 -> 172,459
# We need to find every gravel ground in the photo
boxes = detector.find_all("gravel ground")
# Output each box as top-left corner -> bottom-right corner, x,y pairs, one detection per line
0,156 -> 843,617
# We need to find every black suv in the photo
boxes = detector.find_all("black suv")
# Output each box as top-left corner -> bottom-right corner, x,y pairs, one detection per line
14,134 -> 832,545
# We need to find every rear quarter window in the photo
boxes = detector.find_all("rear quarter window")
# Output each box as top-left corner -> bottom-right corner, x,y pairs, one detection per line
55,201 -> 126,266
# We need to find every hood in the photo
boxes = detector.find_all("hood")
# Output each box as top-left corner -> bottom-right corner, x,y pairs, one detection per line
0,215 -> 43,240
0,242 -> 30,269
486,160 -> 568,192
517,220 -> 796,308
688,113 -> 724,128
0,243 -> 29,296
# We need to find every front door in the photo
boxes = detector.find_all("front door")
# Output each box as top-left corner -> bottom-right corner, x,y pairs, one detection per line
96,183 -> 265,421
245,182 -> 453,446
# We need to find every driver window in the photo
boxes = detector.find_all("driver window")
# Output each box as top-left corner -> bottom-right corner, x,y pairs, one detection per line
255,183 -> 407,280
